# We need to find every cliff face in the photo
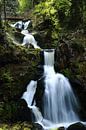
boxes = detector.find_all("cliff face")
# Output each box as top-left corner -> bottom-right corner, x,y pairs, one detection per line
0,36 -> 41,122
55,35 -> 86,120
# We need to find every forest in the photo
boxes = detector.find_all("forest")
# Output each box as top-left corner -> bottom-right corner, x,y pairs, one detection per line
0,0 -> 86,130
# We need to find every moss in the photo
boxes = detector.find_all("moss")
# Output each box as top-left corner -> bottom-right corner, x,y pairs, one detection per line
0,124 -> 10,130
61,68 -> 72,78
0,102 -> 4,118
78,62 -> 86,76
24,128 -> 31,130
0,37 -> 41,122
21,122 -> 32,130
71,42 -> 84,54
0,122 -> 33,130
0,69 -> 13,83
50,128 -> 58,130
11,124 -> 21,130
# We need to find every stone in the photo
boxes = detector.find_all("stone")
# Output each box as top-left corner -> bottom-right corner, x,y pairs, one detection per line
67,122 -> 86,130
32,123 -> 43,130
58,127 -> 65,130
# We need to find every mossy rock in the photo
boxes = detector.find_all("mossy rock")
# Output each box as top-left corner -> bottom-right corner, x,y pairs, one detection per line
67,122 -> 86,130
0,39 -> 41,122
24,128 -> 31,130
0,124 -> 10,130
50,128 -> 58,130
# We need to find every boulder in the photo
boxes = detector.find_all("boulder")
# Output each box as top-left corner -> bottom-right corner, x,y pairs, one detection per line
58,127 -> 65,130
32,123 -> 43,130
67,122 -> 86,130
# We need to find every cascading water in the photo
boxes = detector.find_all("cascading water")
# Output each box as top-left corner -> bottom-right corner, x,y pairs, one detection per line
22,49 -> 80,129
21,80 -> 37,107
43,50 -> 80,125
21,80 -> 43,122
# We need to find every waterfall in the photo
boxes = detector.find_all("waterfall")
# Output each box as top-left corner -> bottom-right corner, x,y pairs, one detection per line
44,49 -> 54,66
21,80 -> 37,107
21,80 -> 43,122
43,50 -> 79,124
21,30 -> 41,49
10,20 -> 41,49
22,49 -> 80,129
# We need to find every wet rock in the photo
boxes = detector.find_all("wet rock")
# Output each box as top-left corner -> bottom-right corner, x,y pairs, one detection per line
68,78 -> 86,120
11,123 -> 21,130
33,32 -> 44,49
56,40 -> 71,70
58,127 -> 65,130
34,77 -> 45,112
17,99 -> 32,122
0,122 -> 32,130
67,122 -> 86,130
20,121 -> 32,130
32,123 -> 43,130
0,41 -> 41,122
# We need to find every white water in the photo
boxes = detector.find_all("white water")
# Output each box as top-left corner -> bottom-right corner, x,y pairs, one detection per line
43,50 -> 79,124
10,20 -> 41,49
10,20 -> 31,30
22,50 -> 81,129
21,30 -> 41,49
22,80 -> 43,122
21,80 -> 37,107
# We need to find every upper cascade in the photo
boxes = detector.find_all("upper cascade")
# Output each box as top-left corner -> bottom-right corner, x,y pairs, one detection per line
10,20 -> 41,49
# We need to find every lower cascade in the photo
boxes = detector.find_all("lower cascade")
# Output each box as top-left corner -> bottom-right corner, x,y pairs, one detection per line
22,49 -> 81,129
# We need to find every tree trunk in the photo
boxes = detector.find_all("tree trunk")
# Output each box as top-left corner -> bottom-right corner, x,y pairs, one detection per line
3,0 -> 6,22
0,0 -> 2,27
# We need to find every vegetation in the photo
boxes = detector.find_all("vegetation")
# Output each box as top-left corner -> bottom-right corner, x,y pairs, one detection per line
18,0 -> 32,12
34,0 -> 71,40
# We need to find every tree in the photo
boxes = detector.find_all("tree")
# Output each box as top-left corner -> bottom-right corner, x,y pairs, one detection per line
0,0 -> 2,26
68,0 -> 86,29
3,0 -> 6,21
34,0 -> 71,39
0,0 -> 5,44
0,0 -> 4,32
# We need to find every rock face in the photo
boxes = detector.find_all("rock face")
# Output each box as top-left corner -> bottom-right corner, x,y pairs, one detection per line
58,127 -> 65,130
0,38 -> 41,122
0,35 -> 86,123
55,37 -> 86,121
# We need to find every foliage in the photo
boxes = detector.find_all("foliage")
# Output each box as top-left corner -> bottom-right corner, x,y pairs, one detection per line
34,0 -> 71,39
0,122 -> 32,130
0,69 -> 13,83
71,42 -> 84,54
65,0 -> 86,30
18,0 -> 32,12
35,0 -> 71,18
61,68 -> 72,78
